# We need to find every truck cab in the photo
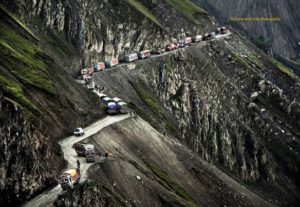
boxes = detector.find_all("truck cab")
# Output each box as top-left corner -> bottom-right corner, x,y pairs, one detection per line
59,169 -> 81,190
85,149 -> 96,162
73,143 -> 94,156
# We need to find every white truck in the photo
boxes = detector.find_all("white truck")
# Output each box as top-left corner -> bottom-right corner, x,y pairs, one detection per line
125,53 -> 138,63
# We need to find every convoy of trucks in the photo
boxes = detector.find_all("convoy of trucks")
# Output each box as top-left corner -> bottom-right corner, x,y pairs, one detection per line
78,27 -> 230,79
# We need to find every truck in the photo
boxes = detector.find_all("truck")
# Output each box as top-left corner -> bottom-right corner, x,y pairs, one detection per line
59,169 -> 81,190
106,101 -> 119,115
178,39 -> 185,48
81,68 -> 88,76
94,62 -> 106,72
166,43 -> 178,51
125,53 -> 138,63
105,58 -> 119,68
86,81 -> 95,90
185,37 -> 192,46
85,149 -> 96,163
192,35 -> 202,43
202,33 -> 213,41
138,50 -> 151,59
117,102 -> 129,114
73,143 -> 95,156
112,97 -> 122,103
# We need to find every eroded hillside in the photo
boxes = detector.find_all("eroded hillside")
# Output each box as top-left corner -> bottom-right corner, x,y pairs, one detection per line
0,0 -> 299,207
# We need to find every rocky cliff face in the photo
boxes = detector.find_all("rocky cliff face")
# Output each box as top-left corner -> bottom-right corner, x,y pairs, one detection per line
192,0 -> 300,60
0,97 -> 64,205
1,0 -> 210,70
93,33 -> 300,206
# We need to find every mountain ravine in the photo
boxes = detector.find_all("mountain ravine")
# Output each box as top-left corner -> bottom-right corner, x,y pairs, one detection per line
0,0 -> 299,207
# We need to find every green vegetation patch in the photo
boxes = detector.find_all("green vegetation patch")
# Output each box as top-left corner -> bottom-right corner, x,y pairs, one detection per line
231,52 -> 251,69
164,0 -> 207,24
0,22 -> 56,94
130,80 -> 164,115
0,74 -> 38,113
270,59 -> 297,80
143,158 -> 199,207
127,0 -> 163,28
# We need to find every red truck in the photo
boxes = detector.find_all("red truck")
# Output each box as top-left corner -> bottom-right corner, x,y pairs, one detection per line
94,62 -> 106,72
166,43 -> 178,51
138,50 -> 151,59
105,58 -> 119,68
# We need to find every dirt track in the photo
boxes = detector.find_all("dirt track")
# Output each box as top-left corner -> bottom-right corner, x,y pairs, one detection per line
23,114 -> 130,207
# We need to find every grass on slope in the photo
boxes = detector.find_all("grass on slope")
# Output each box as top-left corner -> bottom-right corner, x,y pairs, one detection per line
127,0 -> 163,28
164,0 -> 207,24
0,23 -> 56,94
0,7 -> 56,113
270,59 -> 297,80
143,158 -> 199,207
0,74 -> 38,112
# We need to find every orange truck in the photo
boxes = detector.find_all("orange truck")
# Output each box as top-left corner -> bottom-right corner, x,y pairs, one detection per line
59,169 -> 81,190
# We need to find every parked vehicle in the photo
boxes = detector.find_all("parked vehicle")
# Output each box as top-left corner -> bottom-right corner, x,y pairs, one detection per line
94,62 -> 106,72
81,68 -> 88,76
88,67 -> 94,75
99,93 -> 107,99
219,27 -> 228,34
105,58 -> 119,68
138,50 -> 151,59
73,143 -> 94,156
59,169 -> 81,190
117,102 -> 129,114
202,33 -> 213,41
106,101 -> 119,115
185,37 -> 192,46
87,81 -> 95,90
112,97 -> 122,103
125,53 -> 138,63
151,48 -> 164,55
102,96 -> 112,103
211,32 -> 216,38
192,35 -> 202,43
166,43 -> 178,51
178,39 -> 185,48
74,128 -> 84,136
85,149 -> 96,163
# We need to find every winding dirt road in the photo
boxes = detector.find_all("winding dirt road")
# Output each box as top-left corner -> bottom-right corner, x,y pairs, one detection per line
23,114 -> 130,207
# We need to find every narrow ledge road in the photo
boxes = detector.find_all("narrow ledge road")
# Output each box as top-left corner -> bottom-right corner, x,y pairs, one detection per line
23,114 -> 130,207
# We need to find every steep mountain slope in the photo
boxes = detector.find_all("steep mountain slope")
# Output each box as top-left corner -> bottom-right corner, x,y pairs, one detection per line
191,0 -> 300,60
1,0 -> 210,70
0,4 -> 103,206
93,34 -> 300,206
0,0 -> 299,206
55,117 -> 273,207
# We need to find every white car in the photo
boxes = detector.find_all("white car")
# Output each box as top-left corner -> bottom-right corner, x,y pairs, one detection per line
74,128 -> 84,136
